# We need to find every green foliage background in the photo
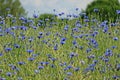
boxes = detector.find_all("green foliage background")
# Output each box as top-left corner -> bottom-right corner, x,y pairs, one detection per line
85,0 -> 120,22
0,0 -> 26,17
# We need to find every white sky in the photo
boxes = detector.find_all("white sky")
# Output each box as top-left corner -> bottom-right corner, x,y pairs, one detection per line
20,0 -> 112,17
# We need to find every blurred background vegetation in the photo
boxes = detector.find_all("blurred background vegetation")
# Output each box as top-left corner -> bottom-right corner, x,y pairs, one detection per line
85,0 -> 120,22
0,0 -> 120,22
0,0 -> 26,17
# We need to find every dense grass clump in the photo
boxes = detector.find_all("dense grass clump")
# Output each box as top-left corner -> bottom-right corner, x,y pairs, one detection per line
0,11 -> 120,80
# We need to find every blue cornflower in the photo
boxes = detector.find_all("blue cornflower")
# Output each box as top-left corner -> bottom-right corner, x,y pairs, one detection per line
74,67 -> 80,71
19,16 -> 25,21
46,32 -> 50,36
54,44 -> 58,51
46,54 -> 52,58
50,58 -> 56,62
0,53 -> 3,56
75,8 -> 79,11
110,23 -> 115,27
28,37 -> 34,42
116,10 -> 120,14
104,49 -> 113,57
79,46 -> 83,50
83,67 -> 90,74
14,44 -> 20,48
40,62 -> 49,66
86,48 -> 92,53
26,49 -> 33,54
64,25 -> 69,31
8,64 -> 17,70
113,37 -> 118,41
11,26 -> 17,30
64,78 -> 69,80
33,14 -> 38,18
21,36 -> 26,40
93,60 -> 98,64
38,35 -> 43,39
79,34 -> 83,38
18,61 -> 25,65
112,75 -> 120,79
32,54 -> 38,57
87,54 -> 95,59
39,32 -> 43,35
5,47 -> 12,52
67,72 -> 72,76
20,26 -> 27,31
50,64 -> 55,68
67,65 -> 73,69
69,52 -> 75,58
76,23 -> 82,28
103,28 -> 108,33
27,57 -> 35,61
32,26 -> 37,30
72,40 -> 77,45
6,72 -> 12,77
60,40 -> 65,45
7,14 -> 13,18
5,28 -> 11,33
60,38 -> 66,45
64,67 -> 69,71
103,58 -> 109,63
111,46 -> 117,49
38,66 -> 44,69
61,38 -> 66,41
0,78 -> 6,80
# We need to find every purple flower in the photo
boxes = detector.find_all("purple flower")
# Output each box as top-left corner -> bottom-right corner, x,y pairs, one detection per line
69,52 -> 75,58
38,66 -> 44,69
113,37 -> 118,41
20,26 -> 27,31
14,44 -> 20,48
39,32 -> 43,35
26,49 -> 33,54
72,40 -> 77,45
54,44 -> 58,51
6,72 -> 12,77
67,72 -> 72,76
33,14 -> 38,18
28,57 -> 35,61
18,61 -> 25,65
0,78 -> 6,80
116,10 -> 120,14
0,53 -> 3,56
112,75 -> 120,79
50,64 -> 55,68
74,67 -> 80,71
5,47 -> 12,52
75,8 -> 79,11
103,58 -> 109,63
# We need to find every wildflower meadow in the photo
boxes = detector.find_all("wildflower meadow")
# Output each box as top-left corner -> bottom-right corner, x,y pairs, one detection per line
0,8 -> 120,80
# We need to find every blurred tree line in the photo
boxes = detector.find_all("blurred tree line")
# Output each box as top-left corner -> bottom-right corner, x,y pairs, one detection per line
85,0 -> 120,22
0,0 -> 26,17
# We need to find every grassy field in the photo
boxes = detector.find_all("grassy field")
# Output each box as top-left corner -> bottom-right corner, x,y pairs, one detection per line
0,14 -> 120,80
